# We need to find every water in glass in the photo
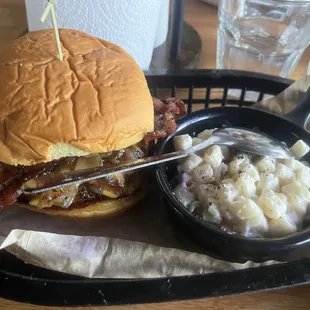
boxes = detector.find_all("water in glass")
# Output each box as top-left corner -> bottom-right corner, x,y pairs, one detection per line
217,0 -> 310,78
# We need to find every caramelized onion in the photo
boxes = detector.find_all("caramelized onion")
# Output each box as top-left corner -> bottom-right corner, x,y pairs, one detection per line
29,185 -> 79,209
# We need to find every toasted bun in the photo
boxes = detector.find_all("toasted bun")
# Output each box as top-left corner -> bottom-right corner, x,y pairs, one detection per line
15,186 -> 148,219
0,29 -> 154,166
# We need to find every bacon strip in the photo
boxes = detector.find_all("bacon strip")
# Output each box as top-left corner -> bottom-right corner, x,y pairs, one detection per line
143,97 -> 187,145
0,162 -> 56,207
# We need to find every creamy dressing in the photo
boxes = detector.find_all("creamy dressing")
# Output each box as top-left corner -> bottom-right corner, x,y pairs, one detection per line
174,130 -> 310,238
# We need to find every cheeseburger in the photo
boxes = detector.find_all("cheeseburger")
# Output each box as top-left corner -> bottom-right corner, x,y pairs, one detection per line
0,29 -> 185,218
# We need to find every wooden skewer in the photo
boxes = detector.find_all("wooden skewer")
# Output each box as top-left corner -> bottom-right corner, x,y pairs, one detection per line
40,0 -> 54,23
50,5 -> 63,60
40,0 -> 63,61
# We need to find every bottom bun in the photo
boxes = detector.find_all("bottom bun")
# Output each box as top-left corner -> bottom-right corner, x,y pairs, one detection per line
15,186 -> 149,219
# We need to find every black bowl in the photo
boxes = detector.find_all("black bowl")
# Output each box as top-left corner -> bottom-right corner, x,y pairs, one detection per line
155,107 -> 310,263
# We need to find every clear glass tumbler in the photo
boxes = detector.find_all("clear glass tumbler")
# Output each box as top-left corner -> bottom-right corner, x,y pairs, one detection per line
217,0 -> 310,78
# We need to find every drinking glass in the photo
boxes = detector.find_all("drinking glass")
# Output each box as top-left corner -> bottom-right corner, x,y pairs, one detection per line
217,0 -> 310,78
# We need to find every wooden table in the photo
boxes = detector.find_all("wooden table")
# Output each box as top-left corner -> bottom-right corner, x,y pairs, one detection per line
0,0 -> 309,309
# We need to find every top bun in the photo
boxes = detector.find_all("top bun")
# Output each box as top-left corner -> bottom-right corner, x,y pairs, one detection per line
0,29 -> 154,166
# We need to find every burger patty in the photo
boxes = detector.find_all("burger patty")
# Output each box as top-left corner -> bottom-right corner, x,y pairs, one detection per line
0,97 -> 187,209
19,146 -> 146,209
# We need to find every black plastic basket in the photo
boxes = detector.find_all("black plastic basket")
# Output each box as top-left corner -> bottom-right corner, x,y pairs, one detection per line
146,69 -> 292,111
1,70 -> 309,308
